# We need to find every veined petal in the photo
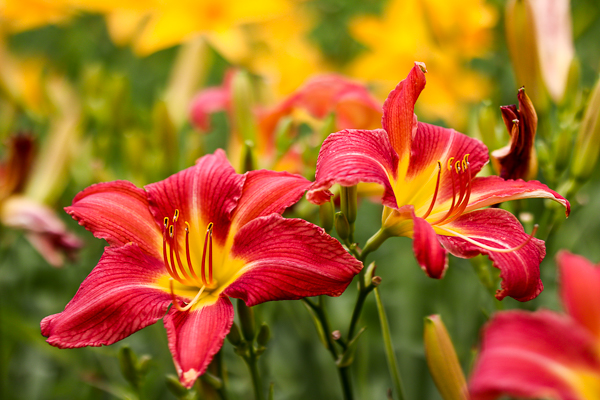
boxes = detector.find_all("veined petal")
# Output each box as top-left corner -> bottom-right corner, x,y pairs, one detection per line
65,180 -> 162,259
307,129 -> 398,207
464,176 -> 570,216
224,214 -> 362,306
163,296 -> 234,389
469,310 -> 600,400
382,62 -> 427,160
413,215 -> 448,279
437,208 -> 545,301
232,169 -> 311,229
145,150 -> 245,245
41,244 -> 171,348
558,251 -> 600,340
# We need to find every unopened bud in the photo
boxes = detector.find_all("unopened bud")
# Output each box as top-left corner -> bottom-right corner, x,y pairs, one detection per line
232,70 -> 258,143
363,261 -> 377,288
319,198 -> 335,233
334,211 -> 350,241
371,276 -> 382,287
424,315 -> 468,400
572,76 -> 600,183
227,321 -> 243,346
118,345 -> 139,388
237,298 -> 256,342
241,140 -> 256,173
340,185 -> 358,225
256,323 -> 271,347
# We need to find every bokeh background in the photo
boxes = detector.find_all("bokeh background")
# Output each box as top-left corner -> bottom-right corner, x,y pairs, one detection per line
2,0 -> 600,399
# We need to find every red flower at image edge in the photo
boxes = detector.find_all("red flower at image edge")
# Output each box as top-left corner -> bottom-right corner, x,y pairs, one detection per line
41,150 -> 362,388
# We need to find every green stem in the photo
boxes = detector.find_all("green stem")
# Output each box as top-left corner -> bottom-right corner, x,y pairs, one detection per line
338,366 -> 354,400
374,288 -> 406,400
359,228 -> 390,264
347,288 -> 370,341
244,350 -> 264,400
214,350 -> 229,400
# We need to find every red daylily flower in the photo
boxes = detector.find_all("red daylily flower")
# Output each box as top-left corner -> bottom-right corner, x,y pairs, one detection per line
0,134 -> 82,266
41,150 -> 362,388
307,63 -> 570,301
189,71 -> 381,174
469,251 -> 600,400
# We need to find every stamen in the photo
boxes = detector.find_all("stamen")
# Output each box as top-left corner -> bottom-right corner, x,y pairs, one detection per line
435,224 -> 539,253
207,223 -> 214,284
200,223 -> 211,286
430,160 -> 457,225
170,211 -> 193,284
169,278 -> 206,312
422,161 -> 442,219
447,157 -> 454,171
184,222 -> 202,285
163,224 -> 185,284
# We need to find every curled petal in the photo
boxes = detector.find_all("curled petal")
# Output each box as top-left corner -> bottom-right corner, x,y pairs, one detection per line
465,176 -> 570,216
558,251 -> 600,340
469,310 -> 600,400
41,244 -> 171,348
0,133 -> 35,198
382,62 -> 427,160
145,150 -> 245,245
189,86 -> 231,131
66,180 -> 162,259
225,214 -> 362,306
437,208 -> 545,301
413,215 -> 448,279
164,296 -> 234,388
233,169 -> 311,230
307,129 -> 398,207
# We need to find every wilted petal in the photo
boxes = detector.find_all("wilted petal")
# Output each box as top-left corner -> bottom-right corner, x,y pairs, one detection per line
41,244 -> 171,348
438,208 -> 545,301
232,169 -> 311,229
492,88 -> 538,180
469,310 -> 600,400
558,251 -> 600,340
2,195 -> 82,267
464,176 -> 570,216
145,150 -> 245,245
164,296 -> 234,388
66,180 -> 162,259
224,214 -> 362,306
382,62 -> 427,160
306,129 -> 398,207
0,133 -> 35,199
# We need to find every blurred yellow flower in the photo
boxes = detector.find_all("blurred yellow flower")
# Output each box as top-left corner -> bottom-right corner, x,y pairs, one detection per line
348,0 -> 497,127
0,0 -> 72,32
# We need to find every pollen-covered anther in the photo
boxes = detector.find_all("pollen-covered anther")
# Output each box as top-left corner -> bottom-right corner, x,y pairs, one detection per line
430,154 -> 472,225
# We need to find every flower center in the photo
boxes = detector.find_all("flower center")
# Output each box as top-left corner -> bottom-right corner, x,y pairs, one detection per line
162,209 -> 217,311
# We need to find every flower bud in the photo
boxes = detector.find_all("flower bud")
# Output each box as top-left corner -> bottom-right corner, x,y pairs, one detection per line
241,140 -> 256,173
118,345 -> 140,389
340,185 -> 358,225
237,298 -> 256,342
572,76 -> 600,183
231,70 -> 258,143
227,321 -> 243,346
363,261 -> 377,288
424,315 -> 468,400
319,198 -> 335,233
256,322 -> 271,347
334,211 -> 350,241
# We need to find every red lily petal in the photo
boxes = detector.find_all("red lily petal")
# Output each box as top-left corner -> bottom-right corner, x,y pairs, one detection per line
469,310 -> 600,400
163,296 -> 233,388
438,208 -> 545,301
409,122 -> 488,181
558,251 -> 600,339
224,214 -> 362,306
306,129 -> 398,207
465,176 -> 570,216
188,71 -> 234,131
232,169 -> 311,229
413,214 -> 448,279
66,180 -> 162,259
41,243 -> 171,348
382,62 -> 427,160
145,150 -> 245,245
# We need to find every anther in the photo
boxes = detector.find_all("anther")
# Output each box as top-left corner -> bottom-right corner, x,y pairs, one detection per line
163,217 -> 169,228
447,157 -> 455,171
173,209 -> 179,221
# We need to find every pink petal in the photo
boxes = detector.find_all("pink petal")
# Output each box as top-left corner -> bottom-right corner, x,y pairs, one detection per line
465,176 -> 570,216
164,296 -> 233,388
66,180 -> 162,259
189,86 -> 231,131
232,169 -> 311,229
381,62 -> 427,160
145,150 -> 245,245
413,215 -> 448,279
438,208 -> 545,301
2,195 -> 82,267
558,251 -> 600,339
306,129 -> 398,207
41,243 -> 171,348
469,310 -> 600,400
224,214 -> 362,306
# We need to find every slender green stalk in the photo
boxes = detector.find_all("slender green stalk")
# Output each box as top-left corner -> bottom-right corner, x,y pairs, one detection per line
374,288 -> 406,400
243,349 -> 265,400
